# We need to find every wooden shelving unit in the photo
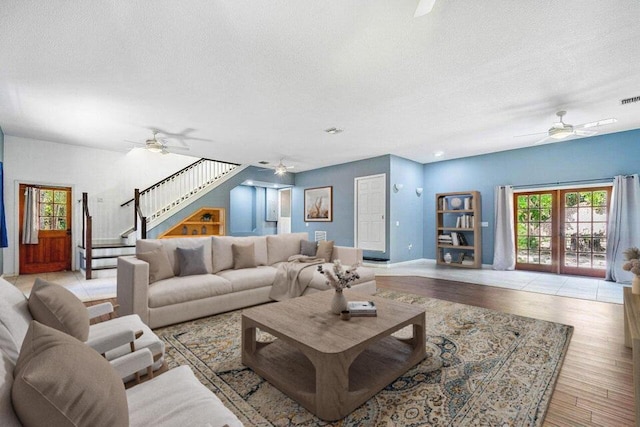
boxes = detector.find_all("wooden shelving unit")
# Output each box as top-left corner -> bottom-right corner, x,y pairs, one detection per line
436,191 -> 481,268
159,207 -> 225,239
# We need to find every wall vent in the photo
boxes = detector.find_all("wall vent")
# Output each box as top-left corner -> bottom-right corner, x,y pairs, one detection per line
621,96 -> 640,105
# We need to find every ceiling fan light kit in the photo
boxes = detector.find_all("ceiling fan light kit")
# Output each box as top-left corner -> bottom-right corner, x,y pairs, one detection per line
414,0 -> 436,17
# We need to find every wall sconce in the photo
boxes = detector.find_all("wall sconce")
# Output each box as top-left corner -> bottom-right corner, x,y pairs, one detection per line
416,187 -> 423,197
393,183 -> 404,193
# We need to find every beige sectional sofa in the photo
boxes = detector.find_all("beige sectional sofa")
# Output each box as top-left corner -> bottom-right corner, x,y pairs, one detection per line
117,232 -> 377,328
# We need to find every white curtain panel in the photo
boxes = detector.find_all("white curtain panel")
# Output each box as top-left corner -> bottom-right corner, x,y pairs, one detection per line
492,185 -> 516,270
605,174 -> 640,283
22,187 -> 39,244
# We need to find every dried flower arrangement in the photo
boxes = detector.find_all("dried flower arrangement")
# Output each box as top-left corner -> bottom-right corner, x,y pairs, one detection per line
623,247 -> 640,276
318,260 -> 360,292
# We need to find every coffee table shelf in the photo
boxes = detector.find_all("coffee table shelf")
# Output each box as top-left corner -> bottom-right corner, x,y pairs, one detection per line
242,290 -> 426,421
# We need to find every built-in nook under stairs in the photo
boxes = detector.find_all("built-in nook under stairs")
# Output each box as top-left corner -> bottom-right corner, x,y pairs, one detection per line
78,242 -> 135,279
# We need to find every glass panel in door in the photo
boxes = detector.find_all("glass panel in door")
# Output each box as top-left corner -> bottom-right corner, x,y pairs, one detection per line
515,192 -> 556,272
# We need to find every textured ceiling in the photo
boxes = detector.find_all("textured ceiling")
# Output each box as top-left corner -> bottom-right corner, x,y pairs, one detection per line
1,1 -> 639,172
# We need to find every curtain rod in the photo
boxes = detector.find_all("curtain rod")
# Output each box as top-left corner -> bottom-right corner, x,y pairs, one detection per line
510,175 -> 636,190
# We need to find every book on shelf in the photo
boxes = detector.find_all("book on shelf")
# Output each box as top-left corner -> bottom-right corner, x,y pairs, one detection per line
347,301 -> 377,316
450,232 -> 459,246
457,232 -> 468,246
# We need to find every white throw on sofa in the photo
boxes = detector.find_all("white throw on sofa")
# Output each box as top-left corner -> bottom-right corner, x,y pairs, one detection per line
117,232 -> 377,328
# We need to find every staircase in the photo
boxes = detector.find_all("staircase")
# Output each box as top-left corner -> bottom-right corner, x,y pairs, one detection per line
80,158 -> 242,279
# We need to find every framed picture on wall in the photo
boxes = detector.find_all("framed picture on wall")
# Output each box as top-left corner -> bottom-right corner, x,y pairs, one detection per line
304,186 -> 333,222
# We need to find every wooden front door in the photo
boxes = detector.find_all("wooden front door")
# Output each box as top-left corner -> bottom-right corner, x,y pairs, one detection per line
19,185 -> 72,274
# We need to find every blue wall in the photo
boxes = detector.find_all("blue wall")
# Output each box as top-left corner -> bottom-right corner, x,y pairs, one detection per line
390,155 -> 424,262
292,155 -> 391,259
423,129 -> 640,264
230,186 -> 256,235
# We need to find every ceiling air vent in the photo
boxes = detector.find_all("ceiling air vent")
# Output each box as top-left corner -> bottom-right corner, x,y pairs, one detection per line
258,161 -> 269,165
621,96 -> 640,105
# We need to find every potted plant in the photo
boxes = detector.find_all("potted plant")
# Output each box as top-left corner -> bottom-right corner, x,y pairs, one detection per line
200,212 -> 212,222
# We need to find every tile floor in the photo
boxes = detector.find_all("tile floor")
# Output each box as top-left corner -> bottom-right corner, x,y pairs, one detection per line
3,259 -> 628,304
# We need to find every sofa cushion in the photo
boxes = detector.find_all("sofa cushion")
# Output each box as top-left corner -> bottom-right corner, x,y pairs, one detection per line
0,349 -> 21,427
12,321 -> 129,427
300,240 -> 318,257
233,243 -> 257,269
217,266 -> 278,292
137,237 -> 213,276
176,245 -> 209,277
212,236 -> 268,273
266,232 -> 308,265
148,275 -> 233,308
28,278 -> 90,342
137,247 -> 175,284
316,240 -> 334,262
0,278 -> 32,363
127,365 -> 242,427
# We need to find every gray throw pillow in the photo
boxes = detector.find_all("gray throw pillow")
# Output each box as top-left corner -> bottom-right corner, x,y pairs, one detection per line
300,240 -> 318,257
232,243 -> 257,269
28,278 -> 90,342
137,247 -> 175,284
316,240 -> 334,262
176,245 -> 209,277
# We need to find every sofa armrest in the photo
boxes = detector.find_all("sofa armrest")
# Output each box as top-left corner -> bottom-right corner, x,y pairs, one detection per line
331,246 -> 363,266
117,256 -> 151,325
86,302 -> 114,320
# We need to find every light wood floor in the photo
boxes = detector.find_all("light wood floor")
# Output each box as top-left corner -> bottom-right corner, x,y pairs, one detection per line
376,276 -> 634,427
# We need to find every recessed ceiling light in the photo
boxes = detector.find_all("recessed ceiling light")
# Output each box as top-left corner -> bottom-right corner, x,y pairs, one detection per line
434,151 -> 445,157
325,127 -> 343,134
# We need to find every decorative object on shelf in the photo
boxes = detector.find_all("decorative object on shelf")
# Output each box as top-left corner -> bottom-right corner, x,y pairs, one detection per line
393,183 -> 404,193
449,197 -> 463,210
416,187 -> 423,197
623,247 -> 640,294
304,186 -> 333,222
318,260 -> 361,314
181,225 -> 188,235
159,207 -> 225,239
201,225 -> 207,235
200,212 -> 212,222
444,252 -> 452,264
191,229 -> 198,235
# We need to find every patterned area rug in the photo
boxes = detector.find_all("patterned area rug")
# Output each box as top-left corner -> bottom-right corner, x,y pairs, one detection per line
154,290 -> 573,426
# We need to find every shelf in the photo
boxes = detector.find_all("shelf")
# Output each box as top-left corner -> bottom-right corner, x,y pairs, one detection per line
159,207 -> 226,239
436,191 -> 481,269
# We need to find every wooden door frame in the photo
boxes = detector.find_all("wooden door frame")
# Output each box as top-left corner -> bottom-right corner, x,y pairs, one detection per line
14,181 -> 76,275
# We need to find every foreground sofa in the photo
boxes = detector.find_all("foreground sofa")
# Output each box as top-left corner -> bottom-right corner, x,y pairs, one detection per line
118,232 -> 376,328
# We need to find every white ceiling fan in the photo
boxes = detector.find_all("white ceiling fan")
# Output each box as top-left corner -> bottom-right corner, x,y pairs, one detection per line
259,159 -> 295,176
515,111 -> 617,145
126,131 -> 190,155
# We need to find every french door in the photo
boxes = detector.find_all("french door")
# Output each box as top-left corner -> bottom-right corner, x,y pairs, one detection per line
514,187 -> 611,277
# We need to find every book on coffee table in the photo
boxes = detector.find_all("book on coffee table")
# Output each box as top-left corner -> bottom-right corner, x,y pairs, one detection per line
348,301 -> 377,317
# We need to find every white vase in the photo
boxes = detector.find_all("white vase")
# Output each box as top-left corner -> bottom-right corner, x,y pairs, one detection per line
331,290 -> 348,315
633,276 -> 640,294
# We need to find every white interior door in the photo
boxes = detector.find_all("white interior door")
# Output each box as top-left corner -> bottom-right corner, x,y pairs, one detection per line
355,174 -> 386,251
277,188 -> 291,234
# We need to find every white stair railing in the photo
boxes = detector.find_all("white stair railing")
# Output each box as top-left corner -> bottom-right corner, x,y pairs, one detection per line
121,158 -> 245,235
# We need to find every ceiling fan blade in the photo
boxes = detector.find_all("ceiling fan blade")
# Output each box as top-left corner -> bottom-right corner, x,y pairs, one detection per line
514,131 -> 547,138
575,118 -> 617,129
534,136 -> 553,145
574,130 -> 598,137
164,145 -> 190,151
414,0 -> 436,17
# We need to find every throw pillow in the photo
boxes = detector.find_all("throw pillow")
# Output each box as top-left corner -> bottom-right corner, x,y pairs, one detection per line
300,239 -> 318,257
232,243 -> 257,269
137,247 -> 175,284
316,240 -> 334,262
176,245 -> 208,277
12,321 -> 129,427
28,278 -> 90,342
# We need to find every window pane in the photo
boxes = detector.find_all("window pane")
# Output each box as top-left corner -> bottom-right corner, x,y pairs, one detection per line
40,204 -> 52,217
540,237 -> 551,250
594,238 -> 606,253
40,217 -> 52,230
565,207 -> 577,222
529,195 -> 539,208
593,254 -> 606,269
540,208 -> 552,222
593,206 -> 607,221
40,190 -> 52,203
517,251 -> 528,263
517,237 -> 529,250
518,196 -> 528,209
55,204 -> 66,217
529,209 -> 541,222
517,223 -> 528,236
528,253 -> 539,263
540,194 -> 552,207
593,191 -> 607,206
578,253 -> 591,268
564,252 -> 577,267
565,193 -> 578,207
54,191 -> 66,203
540,251 -> 552,265
540,223 -> 552,236
529,223 -> 540,236
579,192 -> 593,207
565,237 -> 574,251
527,237 -> 539,250
56,217 -> 66,230
578,207 -> 592,222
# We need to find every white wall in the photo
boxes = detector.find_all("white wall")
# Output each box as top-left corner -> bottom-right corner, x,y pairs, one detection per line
3,135 -> 196,275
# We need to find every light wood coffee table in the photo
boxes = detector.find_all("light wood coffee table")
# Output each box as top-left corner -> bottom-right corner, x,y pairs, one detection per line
241,290 -> 426,421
